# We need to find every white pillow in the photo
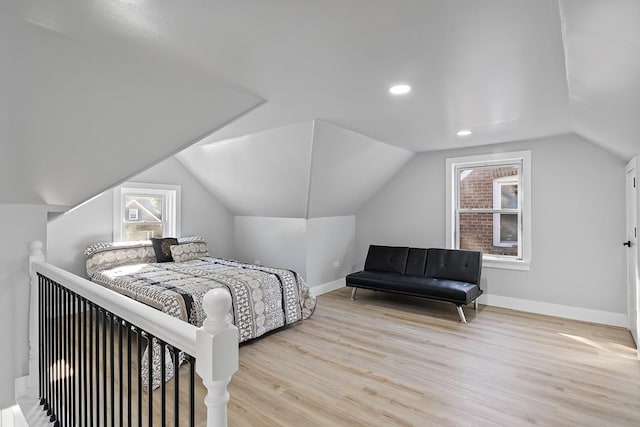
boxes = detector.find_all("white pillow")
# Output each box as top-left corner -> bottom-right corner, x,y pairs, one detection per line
170,242 -> 208,262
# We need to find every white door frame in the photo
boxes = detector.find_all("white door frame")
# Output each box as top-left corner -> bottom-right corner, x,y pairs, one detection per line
625,157 -> 639,357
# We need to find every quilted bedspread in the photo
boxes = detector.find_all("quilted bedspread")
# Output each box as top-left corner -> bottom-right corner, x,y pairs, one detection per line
91,257 -> 317,343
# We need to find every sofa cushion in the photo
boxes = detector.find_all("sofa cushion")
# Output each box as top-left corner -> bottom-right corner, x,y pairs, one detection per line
364,245 -> 409,274
405,248 -> 428,276
346,271 -> 481,304
425,248 -> 482,285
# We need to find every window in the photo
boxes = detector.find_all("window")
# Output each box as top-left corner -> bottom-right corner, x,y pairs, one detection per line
445,151 -> 531,270
113,182 -> 181,242
493,175 -> 519,247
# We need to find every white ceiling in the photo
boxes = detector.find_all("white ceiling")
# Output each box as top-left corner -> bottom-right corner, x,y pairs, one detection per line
1,0 -> 639,207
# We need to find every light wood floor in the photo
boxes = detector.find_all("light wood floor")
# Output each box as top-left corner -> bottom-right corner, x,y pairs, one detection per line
225,287 -> 640,427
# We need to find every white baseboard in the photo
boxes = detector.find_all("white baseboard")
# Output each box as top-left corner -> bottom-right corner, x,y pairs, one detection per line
310,279 -> 345,297
15,397 -> 46,427
479,294 -> 628,328
13,376 -> 27,401
309,276 -> 627,328
12,376 -> 47,427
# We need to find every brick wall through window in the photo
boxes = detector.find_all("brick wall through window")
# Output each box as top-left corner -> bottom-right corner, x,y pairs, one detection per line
458,166 -> 518,256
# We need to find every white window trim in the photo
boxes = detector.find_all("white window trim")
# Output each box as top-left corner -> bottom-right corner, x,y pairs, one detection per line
492,175 -> 519,247
445,150 -> 531,271
113,182 -> 182,242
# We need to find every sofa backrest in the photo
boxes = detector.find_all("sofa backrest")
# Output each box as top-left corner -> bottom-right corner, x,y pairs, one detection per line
425,248 -> 482,285
364,245 -> 409,274
405,248 -> 428,276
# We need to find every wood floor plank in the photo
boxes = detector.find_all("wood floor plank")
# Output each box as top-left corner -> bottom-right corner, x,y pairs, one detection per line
226,288 -> 640,427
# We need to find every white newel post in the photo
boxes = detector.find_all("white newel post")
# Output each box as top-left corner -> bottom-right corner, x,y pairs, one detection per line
196,288 -> 239,427
27,240 -> 45,399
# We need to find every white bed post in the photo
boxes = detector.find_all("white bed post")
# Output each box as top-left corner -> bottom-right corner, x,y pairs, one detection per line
27,240 -> 45,399
196,288 -> 239,427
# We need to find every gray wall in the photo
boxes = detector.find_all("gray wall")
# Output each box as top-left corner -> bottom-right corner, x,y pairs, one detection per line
233,216 -> 308,277
47,157 -> 235,277
307,216 -> 356,286
0,204 -> 47,408
357,134 -> 627,314
233,215 -> 356,288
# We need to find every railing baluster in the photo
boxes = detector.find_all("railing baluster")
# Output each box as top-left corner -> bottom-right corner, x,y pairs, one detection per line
63,290 -> 68,427
79,296 -> 84,426
126,321 -> 132,427
67,291 -> 76,426
137,331 -> 142,427
102,310 -> 107,427
148,335 -> 154,427
119,316 -> 123,427
70,291 -> 76,427
95,306 -> 101,427
110,314 -> 115,427
161,341 -> 166,427
38,276 -> 43,406
172,347 -> 179,427
45,278 -> 50,418
83,298 -> 89,427
61,284 -> 65,427
55,282 -> 60,427
47,278 -> 52,418
50,280 -> 55,422
51,282 -> 55,425
89,301 -> 94,426
189,355 -> 195,427
40,276 -> 47,413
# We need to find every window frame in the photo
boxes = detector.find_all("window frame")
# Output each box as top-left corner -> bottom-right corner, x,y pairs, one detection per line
113,182 -> 181,242
445,150 -> 531,271
492,175 -> 520,248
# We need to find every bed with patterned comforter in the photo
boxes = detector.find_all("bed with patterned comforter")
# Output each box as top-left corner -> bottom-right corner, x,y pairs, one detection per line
84,238 -> 316,388
91,257 -> 316,341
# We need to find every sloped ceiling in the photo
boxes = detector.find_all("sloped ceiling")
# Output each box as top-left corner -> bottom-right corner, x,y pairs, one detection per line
560,0 -> 640,159
0,9 -> 263,206
1,0 -> 638,211
176,122 -> 314,218
176,121 -> 413,219
307,122 -> 414,218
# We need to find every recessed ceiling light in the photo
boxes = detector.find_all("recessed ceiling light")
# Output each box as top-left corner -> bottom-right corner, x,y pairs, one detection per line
457,129 -> 472,136
389,84 -> 411,95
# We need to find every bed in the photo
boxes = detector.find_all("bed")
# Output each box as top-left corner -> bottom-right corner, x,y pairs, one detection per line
84,237 -> 316,388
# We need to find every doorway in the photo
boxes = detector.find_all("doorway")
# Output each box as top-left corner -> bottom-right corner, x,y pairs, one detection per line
625,158 -> 639,355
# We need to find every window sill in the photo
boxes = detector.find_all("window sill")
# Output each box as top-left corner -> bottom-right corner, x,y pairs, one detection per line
482,256 -> 530,271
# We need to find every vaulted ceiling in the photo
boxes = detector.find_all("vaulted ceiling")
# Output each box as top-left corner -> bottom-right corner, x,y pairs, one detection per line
1,0 -> 638,208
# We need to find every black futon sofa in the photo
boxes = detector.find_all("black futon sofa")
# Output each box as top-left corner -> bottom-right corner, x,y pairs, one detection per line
346,245 -> 483,323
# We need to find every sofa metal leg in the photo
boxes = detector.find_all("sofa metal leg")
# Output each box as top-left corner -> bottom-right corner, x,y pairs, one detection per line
456,305 -> 467,323
474,299 -> 478,311
350,287 -> 357,301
